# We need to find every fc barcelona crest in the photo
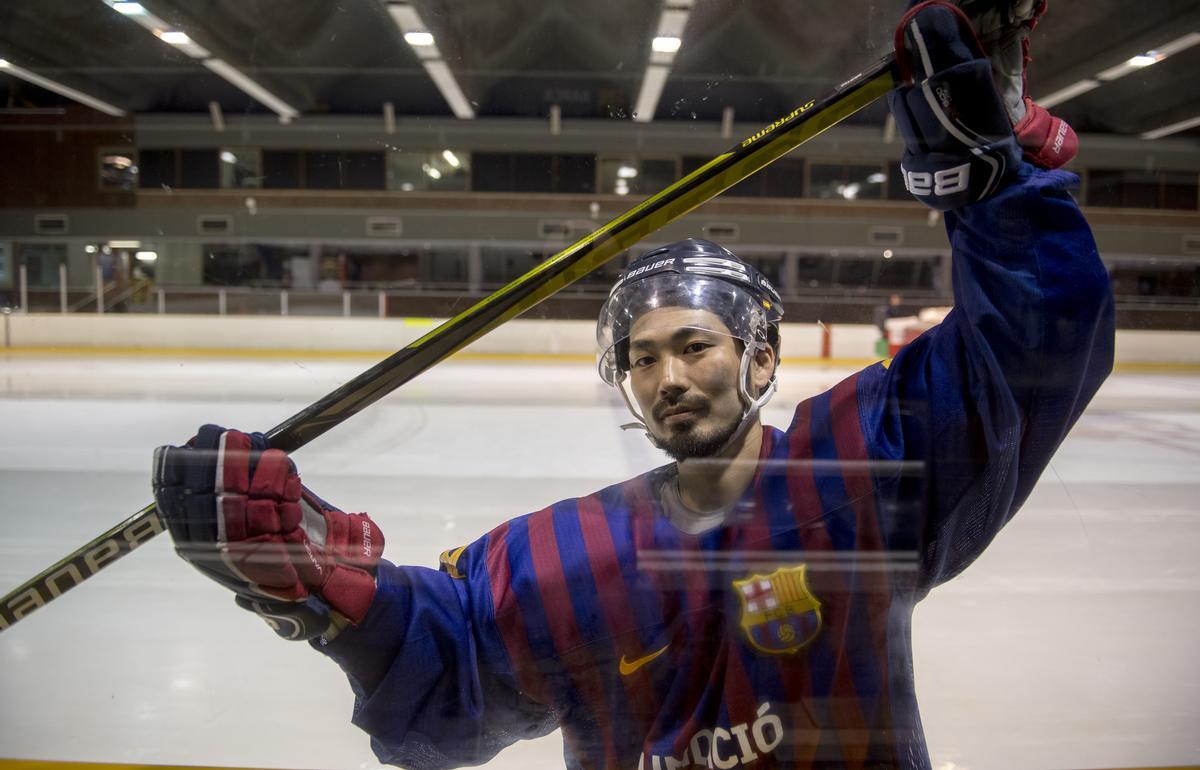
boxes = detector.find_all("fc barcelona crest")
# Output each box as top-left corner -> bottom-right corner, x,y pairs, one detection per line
734,565 -> 823,654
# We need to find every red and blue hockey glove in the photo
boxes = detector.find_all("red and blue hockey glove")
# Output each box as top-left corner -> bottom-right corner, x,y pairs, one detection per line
152,424 -> 384,641
947,0 -> 1078,169
887,1 -> 1024,210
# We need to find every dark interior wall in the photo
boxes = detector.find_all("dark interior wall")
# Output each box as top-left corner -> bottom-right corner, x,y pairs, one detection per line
0,108 -> 136,208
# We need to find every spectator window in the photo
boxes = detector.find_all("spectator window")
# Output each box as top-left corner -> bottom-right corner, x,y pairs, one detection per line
139,149 -> 178,189
473,153 -> 596,193
1088,169 -> 1198,210
833,257 -> 877,287
262,151 -> 302,189
794,255 -> 835,289
388,150 -> 469,192
810,162 -> 887,200
598,157 -> 678,196
219,148 -> 262,189
180,150 -> 219,189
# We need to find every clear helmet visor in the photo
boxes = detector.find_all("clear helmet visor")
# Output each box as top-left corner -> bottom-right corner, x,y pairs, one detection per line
596,272 -> 782,386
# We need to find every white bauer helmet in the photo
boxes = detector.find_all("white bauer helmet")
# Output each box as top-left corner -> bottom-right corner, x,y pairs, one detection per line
596,238 -> 784,450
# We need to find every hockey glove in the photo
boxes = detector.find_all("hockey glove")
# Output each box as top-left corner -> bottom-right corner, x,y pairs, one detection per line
909,0 -> 1078,169
888,1 -> 1023,210
152,424 -> 384,641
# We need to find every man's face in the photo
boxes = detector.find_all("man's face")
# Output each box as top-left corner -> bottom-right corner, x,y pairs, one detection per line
627,307 -> 771,461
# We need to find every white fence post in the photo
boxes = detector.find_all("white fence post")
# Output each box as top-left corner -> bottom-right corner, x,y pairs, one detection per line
218,289 -> 227,315
343,290 -> 351,317
281,290 -> 289,316
378,291 -> 386,318
58,263 -> 67,313
18,264 -> 28,313
157,288 -> 166,314
94,264 -> 104,314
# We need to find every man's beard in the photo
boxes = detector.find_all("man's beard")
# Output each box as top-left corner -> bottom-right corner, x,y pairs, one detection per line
656,410 -> 743,461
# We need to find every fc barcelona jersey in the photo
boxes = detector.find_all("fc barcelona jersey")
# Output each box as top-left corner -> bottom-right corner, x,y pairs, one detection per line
314,167 -> 1115,769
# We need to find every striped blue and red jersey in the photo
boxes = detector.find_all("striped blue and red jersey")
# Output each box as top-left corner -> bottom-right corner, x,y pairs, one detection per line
315,166 -> 1114,769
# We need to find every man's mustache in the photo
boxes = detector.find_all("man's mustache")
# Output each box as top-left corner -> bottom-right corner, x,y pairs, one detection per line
652,396 -> 708,421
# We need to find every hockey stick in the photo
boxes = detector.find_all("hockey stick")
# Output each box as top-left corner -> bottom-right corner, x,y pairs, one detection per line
0,53 -> 899,632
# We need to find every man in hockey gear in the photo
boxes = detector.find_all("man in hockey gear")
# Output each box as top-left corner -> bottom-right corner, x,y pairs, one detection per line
155,2 -> 1113,767
596,239 -> 783,465
153,425 -> 384,641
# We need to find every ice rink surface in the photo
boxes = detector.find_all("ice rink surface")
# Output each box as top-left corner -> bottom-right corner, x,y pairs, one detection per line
1,352 -> 1198,770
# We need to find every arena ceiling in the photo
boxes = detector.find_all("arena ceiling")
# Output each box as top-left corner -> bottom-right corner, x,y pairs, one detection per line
1,0 -> 1198,139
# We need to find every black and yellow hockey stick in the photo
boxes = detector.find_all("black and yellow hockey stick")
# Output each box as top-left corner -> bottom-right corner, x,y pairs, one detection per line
0,53 -> 899,632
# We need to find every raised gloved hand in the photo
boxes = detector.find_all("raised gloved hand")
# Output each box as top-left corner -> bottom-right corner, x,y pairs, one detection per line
888,1 -> 1025,210
949,0 -> 1078,169
888,1 -> 1078,210
153,424 -> 384,641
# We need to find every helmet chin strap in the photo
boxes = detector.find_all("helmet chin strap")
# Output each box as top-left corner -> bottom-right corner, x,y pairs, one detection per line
615,343 -> 778,457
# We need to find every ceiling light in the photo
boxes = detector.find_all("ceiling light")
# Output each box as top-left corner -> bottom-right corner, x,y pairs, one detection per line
84,245 -> 98,254
0,58 -> 126,115
652,36 -> 681,53
633,65 -> 669,123
615,179 -> 630,195
1036,78 -> 1100,109
867,172 -> 887,184
882,249 -> 894,259
617,165 -> 638,179
108,240 -> 142,249
1096,33 -> 1200,81
1140,114 -> 1200,140
442,149 -> 460,168
386,3 -> 474,118
202,58 -> 299,121
422,164 -> 442,180
111,1 -> 146,14
220,151 -> 237,164
159,30 -> 191,45
135,251 -> 158,262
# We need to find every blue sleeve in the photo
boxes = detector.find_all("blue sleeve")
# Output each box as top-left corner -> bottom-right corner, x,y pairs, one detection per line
857,165 -> 1114,592
309,552 -> 556,769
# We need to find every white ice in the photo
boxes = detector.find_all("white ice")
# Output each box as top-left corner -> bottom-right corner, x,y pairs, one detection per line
1,353 -> 1197,770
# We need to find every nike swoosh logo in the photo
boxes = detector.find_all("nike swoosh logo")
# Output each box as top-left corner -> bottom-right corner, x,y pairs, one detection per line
619,643 -> 670,676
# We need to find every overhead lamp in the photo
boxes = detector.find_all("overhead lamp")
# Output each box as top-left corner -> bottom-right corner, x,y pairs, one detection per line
102,0 -> 298,121
220,151 -> 237,164
0,57 -> 126,116
866,172 -> 887,184
442,149 -> 460,168
159,30 -> 190,45
135,251 -> 158,262
616,165 -> 638,179
203,58 -> 299,121
1036,79 -> 1101,109
1040,31 -> 1200,106
422,164 -> 442,180
651,36 -> 681,53
633,3 -> 692,123
385,2 -> 474,118
1140,114 -> 1200,140
108,240 -> 142,249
